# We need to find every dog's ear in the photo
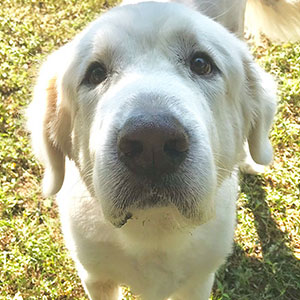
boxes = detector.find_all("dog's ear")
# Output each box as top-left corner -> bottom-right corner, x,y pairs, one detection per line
27,48 -> 73,196
243,58 -> 277,165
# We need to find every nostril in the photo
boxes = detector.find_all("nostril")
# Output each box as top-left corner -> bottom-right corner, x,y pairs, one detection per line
119,139 -> 143,158
164,137 -> 189,158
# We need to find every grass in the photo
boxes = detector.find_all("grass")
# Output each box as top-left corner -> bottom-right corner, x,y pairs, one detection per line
0,0 -> 299,299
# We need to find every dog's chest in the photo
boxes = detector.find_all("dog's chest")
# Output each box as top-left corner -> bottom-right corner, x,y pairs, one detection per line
122,250 -> 192,298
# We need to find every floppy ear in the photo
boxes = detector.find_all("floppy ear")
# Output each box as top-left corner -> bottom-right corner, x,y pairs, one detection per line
244,59 -> 277,166
27,49 -> 72,196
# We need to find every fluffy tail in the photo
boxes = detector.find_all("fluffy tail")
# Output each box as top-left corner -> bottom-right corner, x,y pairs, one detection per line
245,0 -> 300,42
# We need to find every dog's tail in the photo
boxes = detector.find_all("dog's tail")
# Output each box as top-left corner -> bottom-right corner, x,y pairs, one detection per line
245,0 -> 300,42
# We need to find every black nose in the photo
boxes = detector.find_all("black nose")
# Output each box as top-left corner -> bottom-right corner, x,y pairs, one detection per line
117,112 -> 189,178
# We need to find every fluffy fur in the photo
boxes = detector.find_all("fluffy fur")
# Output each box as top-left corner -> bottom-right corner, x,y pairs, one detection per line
123,0 -> 300,41
27,1 -> 279,299
246,0 -> 300,42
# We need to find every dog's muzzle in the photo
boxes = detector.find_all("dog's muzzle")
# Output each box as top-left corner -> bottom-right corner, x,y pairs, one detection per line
117,111 -> 189,179
94,104 -> 215,228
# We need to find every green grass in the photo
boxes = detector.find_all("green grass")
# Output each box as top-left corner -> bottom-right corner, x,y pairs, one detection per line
0,1 -> 299,299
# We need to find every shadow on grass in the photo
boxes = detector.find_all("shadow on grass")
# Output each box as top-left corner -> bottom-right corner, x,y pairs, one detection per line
213,174 -> 300,300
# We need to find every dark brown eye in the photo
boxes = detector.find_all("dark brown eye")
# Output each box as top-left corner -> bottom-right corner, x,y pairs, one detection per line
84,62 -> 107,86
190,54 -> 213,76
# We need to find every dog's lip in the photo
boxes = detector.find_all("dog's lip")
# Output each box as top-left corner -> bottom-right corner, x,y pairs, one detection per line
109,190 -> 172,228
114,212 -> 133,228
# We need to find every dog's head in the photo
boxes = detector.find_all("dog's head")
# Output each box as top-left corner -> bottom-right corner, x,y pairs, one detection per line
28,2 -> 276,228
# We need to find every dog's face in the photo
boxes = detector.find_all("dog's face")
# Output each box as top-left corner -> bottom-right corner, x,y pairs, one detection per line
28,2 -> 276,228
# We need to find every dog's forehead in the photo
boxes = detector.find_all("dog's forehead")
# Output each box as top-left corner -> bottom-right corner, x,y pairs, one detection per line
83,2 -> 233,52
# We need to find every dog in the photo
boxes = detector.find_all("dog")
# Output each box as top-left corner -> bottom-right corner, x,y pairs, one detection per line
27,1 -> 280,299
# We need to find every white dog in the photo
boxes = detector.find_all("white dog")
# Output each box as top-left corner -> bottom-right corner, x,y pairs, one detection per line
27,1 -> 280,299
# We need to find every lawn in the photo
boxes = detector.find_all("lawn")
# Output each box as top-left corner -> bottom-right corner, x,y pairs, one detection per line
0,0 -> 299,299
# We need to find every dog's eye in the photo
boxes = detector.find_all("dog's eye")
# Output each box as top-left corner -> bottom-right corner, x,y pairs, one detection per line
84,62 -> 107,86
190,53 -> 213,76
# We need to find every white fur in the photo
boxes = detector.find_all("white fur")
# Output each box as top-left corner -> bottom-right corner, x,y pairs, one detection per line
123,0 -> 300,41
28,1 -> 277,299
246,0 -> 300,42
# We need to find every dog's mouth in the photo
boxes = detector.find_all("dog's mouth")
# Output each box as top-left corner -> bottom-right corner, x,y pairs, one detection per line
99,175 -> 189,227
101,175 -> 216,229
115,212 -> 133,228
110,203 -> 207,239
